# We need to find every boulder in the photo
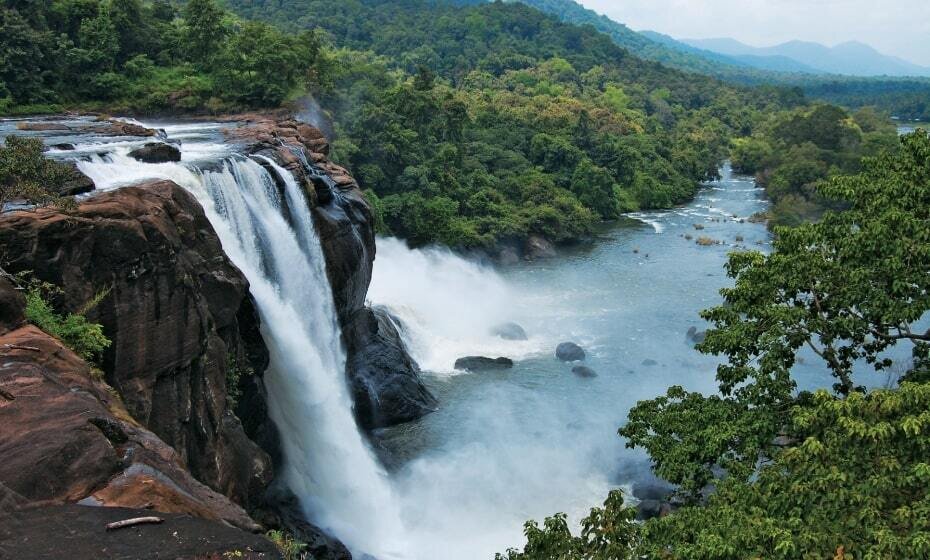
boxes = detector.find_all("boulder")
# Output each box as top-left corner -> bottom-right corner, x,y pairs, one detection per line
0,181 -> 273,510
455,356 -> 515,372
343,306 -> 437,429
556,342 -> 586,362
686,326 -> 707,344
491,322 -> 528,341
128,142 -> 182,163
15,122 -> 69,131
572,365 -> 597,378
0,326 -> 259,530
50,143 -> 75,150
524,234 -> 556,259
642,359 -> 658,367
57,162 -> 95,196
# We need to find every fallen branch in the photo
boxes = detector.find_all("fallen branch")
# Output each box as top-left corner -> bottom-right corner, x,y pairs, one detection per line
1,344 -> 41,352
105,517 -> 164,531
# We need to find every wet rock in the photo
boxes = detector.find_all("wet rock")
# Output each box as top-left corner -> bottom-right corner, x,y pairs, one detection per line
16,122 -> 69,132
642,359 -> 658,366
344,307 -> 438,429
524,234 -> 557,259
57,162 -> 95,196
255,487 -> 351,560
686,326 -> 707,344
128,142 -> 181,163
491,322 -> 528,341
572,365 -> 597,378
0,326 -> 259,530
0,182 -> 273,511
556,342 -> 586,362
455,356 -> 515,372
50,143 -> 75,150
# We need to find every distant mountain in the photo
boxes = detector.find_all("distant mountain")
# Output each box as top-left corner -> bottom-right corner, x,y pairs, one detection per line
683,38 -> 930,77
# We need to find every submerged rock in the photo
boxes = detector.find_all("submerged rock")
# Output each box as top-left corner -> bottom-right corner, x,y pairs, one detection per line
642,359 -> 659,366
686,326 -> 707,344
455,356 -> 515,372
572,365 -> 597,378
344,306 -> 438,429
50,142 -> 75,150
491,322 -> 528,341
129,142 -> 181,163
556,342 -> 586,362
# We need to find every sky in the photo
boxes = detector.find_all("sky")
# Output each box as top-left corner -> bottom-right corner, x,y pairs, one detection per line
578,0 -> 930,67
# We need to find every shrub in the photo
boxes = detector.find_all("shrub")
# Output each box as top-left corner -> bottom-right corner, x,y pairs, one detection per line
265,530 -> 308,560
24,283 -> 111,364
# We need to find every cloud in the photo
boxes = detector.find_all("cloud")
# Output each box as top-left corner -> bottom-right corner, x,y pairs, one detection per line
578,0 -> 930,66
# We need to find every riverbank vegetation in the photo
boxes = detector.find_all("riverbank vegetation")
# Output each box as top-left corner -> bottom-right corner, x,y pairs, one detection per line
501,130 -> 930,559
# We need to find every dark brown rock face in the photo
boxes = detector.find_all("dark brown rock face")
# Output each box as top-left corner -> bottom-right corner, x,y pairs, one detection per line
343,307 -> 438,429
0,182 -> 272,511
0,326 -> 259,530
230,118 -> 436,429
0,505 -> 281,560
128,142 -> 182,163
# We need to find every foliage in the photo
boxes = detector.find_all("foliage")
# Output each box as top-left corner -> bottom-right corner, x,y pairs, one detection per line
265,529 -> 309,560
225,353 -> 254,410
0,0 -> 326,114
496,490 -> 639,560
0,136 -> 75,209
24,282 -> 111,364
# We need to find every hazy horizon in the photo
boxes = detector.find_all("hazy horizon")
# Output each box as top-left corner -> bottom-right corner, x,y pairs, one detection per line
578,0 -> 930,67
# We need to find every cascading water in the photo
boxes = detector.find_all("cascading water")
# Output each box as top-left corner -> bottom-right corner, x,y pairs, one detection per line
75,135 -> 406,558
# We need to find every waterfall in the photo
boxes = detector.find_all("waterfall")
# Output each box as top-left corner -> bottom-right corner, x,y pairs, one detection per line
78,150 -> 406,558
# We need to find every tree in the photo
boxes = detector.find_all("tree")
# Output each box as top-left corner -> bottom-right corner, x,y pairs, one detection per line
0,136 -> 74,209
183,0 -> 226,67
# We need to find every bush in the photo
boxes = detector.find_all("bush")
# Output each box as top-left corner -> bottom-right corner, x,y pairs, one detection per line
24,284 -> 111,364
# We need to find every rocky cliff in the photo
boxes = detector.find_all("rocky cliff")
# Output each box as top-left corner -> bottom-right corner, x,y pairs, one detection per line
0,182 -> 273,511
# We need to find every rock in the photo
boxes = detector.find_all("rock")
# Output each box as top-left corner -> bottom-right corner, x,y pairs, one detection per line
0,326 -> 259,530
128,142 -> 181,163
491,322 -> 528,341
343,307 -> 437,429
556,342 -> 586,362
686,326 -> 707,344
0,181 -> 273,511
0,505 -> 281,560
0,276 -> 25,334
497,245 -> 520,265
15,122 -> 69,131
524,234 -> 556,259
255,487 -> 351,560
455,356 -> 515,372
50,143 -> 75,150
642,359 -> 658,366
572,365 -> 597,378
57,162 -> 95,196
80,120 -> 157,137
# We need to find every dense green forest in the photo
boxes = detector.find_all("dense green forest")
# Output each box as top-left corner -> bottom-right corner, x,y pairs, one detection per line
0,0 -> 326,114
507,0 -> 930,121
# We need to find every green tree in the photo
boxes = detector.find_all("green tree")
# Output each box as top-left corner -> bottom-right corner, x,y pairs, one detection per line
0,136 -> 74,209
183,0 -> 226,67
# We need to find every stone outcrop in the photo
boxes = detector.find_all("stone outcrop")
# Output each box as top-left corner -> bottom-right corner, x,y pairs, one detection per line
454,356 -> 515,372
229,118 -> 437,429
129,142 -> 182,163
0,182 -> 273,511
0,325 -> 259,531
556,342 -> 586,362
342,306 -> 437,429
58,162 -> 96,196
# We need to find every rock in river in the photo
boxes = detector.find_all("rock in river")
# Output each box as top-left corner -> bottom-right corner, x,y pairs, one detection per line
491,322 -> 528,341
556,342 -> 586,362
128,142 -> 182,163
572,365 -> 597,378
454,356 -> 514,372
